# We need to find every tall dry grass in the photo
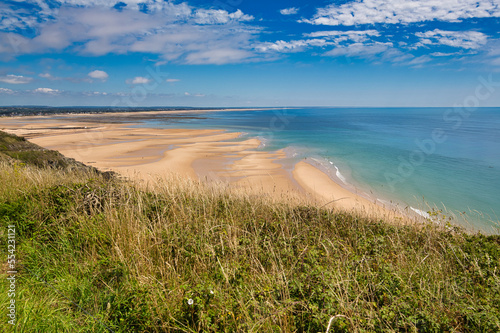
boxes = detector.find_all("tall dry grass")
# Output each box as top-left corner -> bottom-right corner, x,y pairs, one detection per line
0,161 -> 499,332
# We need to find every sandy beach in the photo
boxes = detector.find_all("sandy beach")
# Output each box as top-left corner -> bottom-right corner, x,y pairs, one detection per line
0,111 -> 407,221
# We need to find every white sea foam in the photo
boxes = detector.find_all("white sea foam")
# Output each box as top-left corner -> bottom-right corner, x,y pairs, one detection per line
334,165 -> 347,184
309,157 -> 348,185
410,207 -> 430,219
256,136 -> 270,149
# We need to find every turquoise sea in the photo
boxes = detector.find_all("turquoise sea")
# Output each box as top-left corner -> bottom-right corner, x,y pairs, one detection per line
139,107 -> 500,232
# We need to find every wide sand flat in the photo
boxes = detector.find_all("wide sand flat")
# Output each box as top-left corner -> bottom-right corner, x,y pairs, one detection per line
0,113 -> 406,220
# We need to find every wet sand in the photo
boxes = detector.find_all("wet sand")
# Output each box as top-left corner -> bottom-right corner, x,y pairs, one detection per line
0,112 -> 408,221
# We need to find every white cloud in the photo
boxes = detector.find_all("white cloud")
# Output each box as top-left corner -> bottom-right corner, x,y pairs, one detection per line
33,87 -> 60,94
256,39 -> 339,52
256,40 -> 310,52
306,30 -> 379,38
194,9 -> 253,24
184,48 -> 254,65
305,30 -> 381,44
257,30 -> 383,53
430,52 -> 462,57
129,24 -> 259,64
2,0 -> 192,23
5,0 -> 489,69
88,70 -> 109,81
416,30 -> 488,49
166,79 -> 180,82
0,4 -> 42,31
256,31 -> 408,65
39,73 -> 53,79
307,30 -> 368,38
325,42 -> 393,57
0,4 -> 259,65
280,7 -> 299,16
0,88 -> 15,94
303,0 -> 500,26
127,77 -> 151,84
0,74 -> 33,84
58,0 -> 192,15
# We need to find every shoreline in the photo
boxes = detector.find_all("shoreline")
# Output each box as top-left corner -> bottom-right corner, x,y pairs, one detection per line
0,107 -> 291,119
0,113 -> 417,223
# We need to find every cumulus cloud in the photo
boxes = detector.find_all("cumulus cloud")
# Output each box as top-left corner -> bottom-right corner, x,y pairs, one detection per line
416,29 -> 488,49
88,70 -> 109,81
0,1 -> 259,65
194,9 -> 253,24
127,77 -> 151,84
303,0 -> 500,26
0,88 -> 15,94
280,7 -> 299,16
0,74 -> 33,84
256,40 -> 311,53
33,87 -> 60,94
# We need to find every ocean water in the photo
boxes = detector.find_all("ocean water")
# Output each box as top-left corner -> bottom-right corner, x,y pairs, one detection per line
139,107 -> 500,232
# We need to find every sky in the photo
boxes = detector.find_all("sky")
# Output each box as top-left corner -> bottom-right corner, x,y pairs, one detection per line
1,0 -> 500,107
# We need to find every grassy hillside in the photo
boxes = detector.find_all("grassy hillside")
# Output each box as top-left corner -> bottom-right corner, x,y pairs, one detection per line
0,130 -> 103,172
0,131 -> 499,332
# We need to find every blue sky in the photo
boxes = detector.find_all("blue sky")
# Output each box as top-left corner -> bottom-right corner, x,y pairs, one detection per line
1,0 -> 500,107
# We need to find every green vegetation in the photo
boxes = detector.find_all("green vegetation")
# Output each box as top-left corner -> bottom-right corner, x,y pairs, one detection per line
0,130 -> 85,170
0,132 -> 499,332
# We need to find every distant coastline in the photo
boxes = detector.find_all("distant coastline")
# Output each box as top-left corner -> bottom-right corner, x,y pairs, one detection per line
0,106 -> 287,117
0,109 -> 415,225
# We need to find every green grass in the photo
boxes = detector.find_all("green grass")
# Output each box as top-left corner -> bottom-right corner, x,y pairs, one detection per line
0,130 -> 110,173
0,133 -> 499,332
